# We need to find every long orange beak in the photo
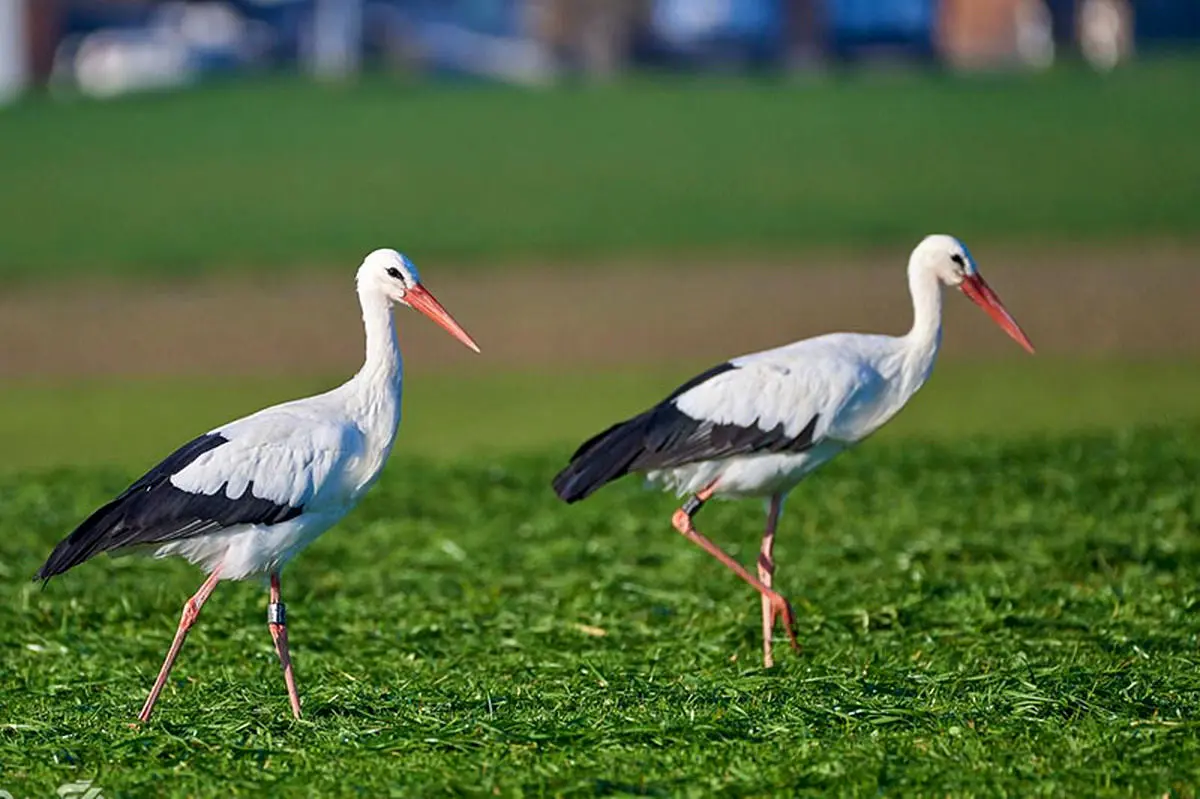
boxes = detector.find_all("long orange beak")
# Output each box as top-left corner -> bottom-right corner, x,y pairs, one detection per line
405,284 -> 480,353
960,274 -> 1035,354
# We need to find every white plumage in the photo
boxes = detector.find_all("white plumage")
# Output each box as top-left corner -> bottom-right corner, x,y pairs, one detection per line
655,340 -> 886,496
554,234 -> 1034,668
161,393 -> 382,579
37,248 -> 479,722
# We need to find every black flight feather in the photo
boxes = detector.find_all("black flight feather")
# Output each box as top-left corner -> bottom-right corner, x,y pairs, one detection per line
35,433 -> 303,581
552,363 -> 820,503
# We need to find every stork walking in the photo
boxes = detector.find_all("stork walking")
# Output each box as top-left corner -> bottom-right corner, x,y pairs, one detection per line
36,249 -> 479,722
552,235 -> 1034,668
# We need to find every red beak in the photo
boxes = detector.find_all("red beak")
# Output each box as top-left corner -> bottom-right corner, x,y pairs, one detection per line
405,284 -> 480,353
960,274 -> 1035,354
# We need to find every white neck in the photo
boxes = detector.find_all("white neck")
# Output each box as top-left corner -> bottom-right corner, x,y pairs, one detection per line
899,263 -> 944,394
356,287 -> 402,385
345,286 -> 403,447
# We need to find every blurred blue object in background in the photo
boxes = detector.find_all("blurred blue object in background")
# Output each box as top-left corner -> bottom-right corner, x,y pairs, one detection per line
826,0 -> 936,61
2,0 -> 1199,103
1135,0 -> 1200,45
646,0 -> 783,68
367,0 -> 551,83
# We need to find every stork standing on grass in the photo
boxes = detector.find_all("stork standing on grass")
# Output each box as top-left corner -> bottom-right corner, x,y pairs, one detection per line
552,235 -> 1035,668
35,249 -> 479,722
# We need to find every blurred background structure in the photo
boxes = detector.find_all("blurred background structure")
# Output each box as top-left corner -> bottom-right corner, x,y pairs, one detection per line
0,0 -> 1198,99
2,7 -> 1199,791
0,0 -> 1198,472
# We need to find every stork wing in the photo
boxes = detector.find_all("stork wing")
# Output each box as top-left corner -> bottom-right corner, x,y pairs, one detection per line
553,350 -> 884,502
643,352 -> 881,470
36,408 -> 363,580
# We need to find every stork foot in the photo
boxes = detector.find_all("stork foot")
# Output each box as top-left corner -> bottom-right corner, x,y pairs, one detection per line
670,508 -> 691,533
765,589 -> 801,656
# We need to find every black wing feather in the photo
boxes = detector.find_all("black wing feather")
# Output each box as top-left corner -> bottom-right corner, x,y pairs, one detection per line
552,363 -> 820,503
35,433 -> 303,581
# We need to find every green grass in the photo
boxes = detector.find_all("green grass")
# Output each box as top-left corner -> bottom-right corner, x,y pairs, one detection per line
1,359 -> 1198,473
1,58 -> 1198,278
1,424 -> 1198,796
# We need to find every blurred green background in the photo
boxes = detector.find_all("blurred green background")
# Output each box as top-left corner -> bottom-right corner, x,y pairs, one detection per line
1,57 -> 1197,471
1,59 -> 1197,277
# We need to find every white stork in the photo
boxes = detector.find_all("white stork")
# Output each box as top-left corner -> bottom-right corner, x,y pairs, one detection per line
36,249 -> 479,722
552,234 -> 1034,668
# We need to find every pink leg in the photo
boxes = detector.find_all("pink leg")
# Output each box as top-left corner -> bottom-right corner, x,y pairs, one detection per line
136,567 -> 223,723
269,572 -> 302,719
758,494 -> 784,668
670,486 -> 801,655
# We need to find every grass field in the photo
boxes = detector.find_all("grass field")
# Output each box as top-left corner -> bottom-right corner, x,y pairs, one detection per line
0,57 -> 1197,278
1,424 -> 1197,796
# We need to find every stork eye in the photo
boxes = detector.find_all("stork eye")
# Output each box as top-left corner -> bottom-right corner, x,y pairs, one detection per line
950,253 -> 965,267
386,267 -> 403,280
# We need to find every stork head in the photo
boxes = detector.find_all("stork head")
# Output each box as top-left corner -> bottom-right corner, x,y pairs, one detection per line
357,248 -> 480,352
912,234 -> 1035,354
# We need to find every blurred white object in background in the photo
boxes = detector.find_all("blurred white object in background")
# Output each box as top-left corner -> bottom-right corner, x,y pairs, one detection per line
306,0 -> 363,81
653,0 -> 732,47
421,22 -> 555,86
1079,0 -> 1133,71
1014,0 -> 1055,70
71,31 -> 193,99
171,1 -> 248,51
53,1 -> 266,99
0,0 -> 29,105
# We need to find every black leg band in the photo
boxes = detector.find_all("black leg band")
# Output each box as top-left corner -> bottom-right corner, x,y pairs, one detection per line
682,495 -> 706,516
268,602 -> 287,626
